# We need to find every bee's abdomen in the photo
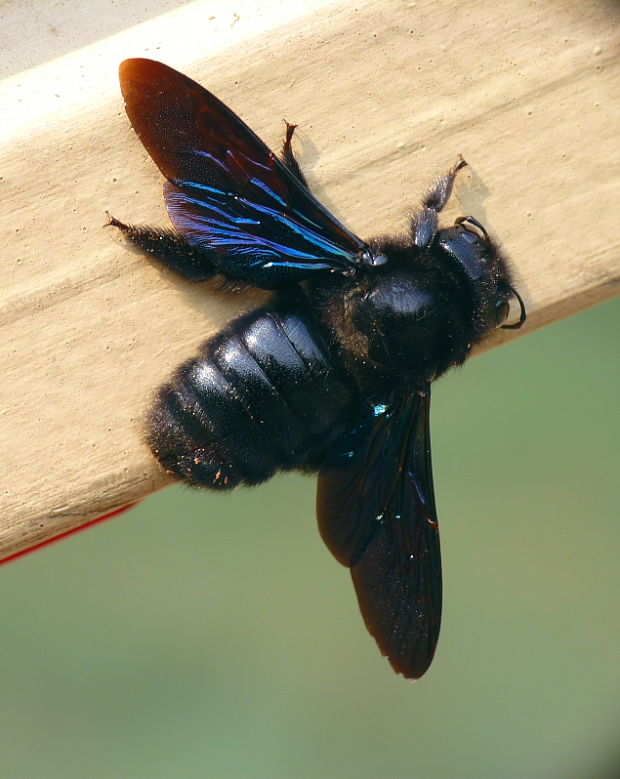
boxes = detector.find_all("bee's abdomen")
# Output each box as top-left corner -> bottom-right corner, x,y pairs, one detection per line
148,301 -> 357,488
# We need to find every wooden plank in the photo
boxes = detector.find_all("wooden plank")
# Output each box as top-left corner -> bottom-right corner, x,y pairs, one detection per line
1,0 -> 618,559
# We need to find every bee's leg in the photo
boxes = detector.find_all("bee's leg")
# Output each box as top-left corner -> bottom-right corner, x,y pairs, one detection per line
410,155 -> 468,249
280,122 -> 309,187
107,215 -> 216,281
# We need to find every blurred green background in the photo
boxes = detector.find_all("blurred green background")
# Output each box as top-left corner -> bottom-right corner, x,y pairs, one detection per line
1,298 -> 618,779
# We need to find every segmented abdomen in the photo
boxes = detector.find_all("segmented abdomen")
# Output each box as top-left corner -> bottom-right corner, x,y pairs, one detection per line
148,296 -> 358,488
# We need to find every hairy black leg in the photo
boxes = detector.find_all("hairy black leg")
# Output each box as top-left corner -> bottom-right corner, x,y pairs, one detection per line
280,122 -> 309,187
411,155 -> 468,249
107,215 -> 216,281
423,155 -> 467,211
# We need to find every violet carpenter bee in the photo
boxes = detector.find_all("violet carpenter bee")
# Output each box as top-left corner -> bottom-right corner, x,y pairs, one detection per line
110,59 -> 526,680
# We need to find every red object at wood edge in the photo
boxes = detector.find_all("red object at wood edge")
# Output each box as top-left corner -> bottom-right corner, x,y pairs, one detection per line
0,503 -> 139,566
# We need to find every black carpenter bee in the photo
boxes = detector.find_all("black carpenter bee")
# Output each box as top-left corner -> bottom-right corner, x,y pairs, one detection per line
110,59 -> 526,680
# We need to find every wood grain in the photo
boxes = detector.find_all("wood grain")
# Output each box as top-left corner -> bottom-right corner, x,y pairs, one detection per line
0,0 -> 618,559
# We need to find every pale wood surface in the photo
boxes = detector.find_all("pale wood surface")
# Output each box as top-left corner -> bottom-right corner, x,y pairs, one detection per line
0,0 -> 618,559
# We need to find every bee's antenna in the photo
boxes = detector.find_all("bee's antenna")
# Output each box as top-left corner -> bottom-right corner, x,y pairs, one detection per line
501,286 -> 527,329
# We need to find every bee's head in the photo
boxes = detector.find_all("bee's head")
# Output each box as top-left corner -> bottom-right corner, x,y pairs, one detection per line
435,216 -> 526,335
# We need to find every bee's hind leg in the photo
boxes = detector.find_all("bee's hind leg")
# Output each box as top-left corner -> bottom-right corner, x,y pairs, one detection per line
107,215 -> 216,282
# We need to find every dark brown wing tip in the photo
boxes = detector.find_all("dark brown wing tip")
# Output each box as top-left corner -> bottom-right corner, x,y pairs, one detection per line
119,58 -> 185,98
119,57 -> 161,80
119,58 -> 155,103
387,654 -> 434,682
119,57 -> 143,85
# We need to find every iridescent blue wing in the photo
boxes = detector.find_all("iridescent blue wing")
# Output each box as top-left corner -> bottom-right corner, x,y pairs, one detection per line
119,59 -> 370,287
317,387 -> 442,680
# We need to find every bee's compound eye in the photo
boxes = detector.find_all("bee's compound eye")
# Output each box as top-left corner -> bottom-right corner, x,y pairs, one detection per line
495,299 -> 510,327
